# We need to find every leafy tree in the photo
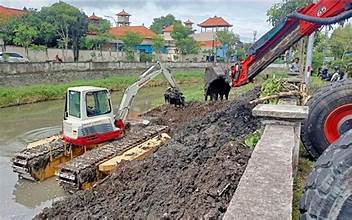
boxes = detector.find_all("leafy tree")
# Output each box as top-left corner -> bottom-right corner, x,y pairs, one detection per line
40,2 -> 88,61
88,19 -> 110,34
216,31 -> 241,59
0,17 -> 18,50
84,19 -> 111,56
150,14 -> 180,34
120,31 -> 144,61
329,24 -> 352,60
152,35 -> 165,60
171,23 -> 199,55
70,12 -> 88,61
23,11 -> 58,57
266,0 -> 313,26
13,23 -> 38,57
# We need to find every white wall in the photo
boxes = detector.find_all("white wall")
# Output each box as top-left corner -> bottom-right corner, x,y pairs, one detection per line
1,46 -> 126,62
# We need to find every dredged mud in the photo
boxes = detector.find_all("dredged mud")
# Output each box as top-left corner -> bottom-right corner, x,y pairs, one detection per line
35,88 -> 260,219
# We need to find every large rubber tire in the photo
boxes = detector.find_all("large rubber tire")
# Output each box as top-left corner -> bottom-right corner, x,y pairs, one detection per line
301,80 -> 352,159
300,129 -> 352,220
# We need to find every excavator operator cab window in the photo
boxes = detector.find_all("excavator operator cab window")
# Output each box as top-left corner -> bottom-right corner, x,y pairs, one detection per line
85,90 -> 111,117
68,90 -> 81,118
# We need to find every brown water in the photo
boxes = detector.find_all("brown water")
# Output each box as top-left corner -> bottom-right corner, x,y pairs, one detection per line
0,85 -> 172,219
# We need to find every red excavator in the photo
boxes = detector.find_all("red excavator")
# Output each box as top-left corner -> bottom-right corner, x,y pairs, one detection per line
207,0 -> 352,219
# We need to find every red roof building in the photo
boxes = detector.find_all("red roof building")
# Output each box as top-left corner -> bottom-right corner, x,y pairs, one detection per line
116,9 -> 130,17
88,12 -> 102,21
116,9 -> 131,27
198,16 -> 232,32
200,40 -> 222,49
109,25 -> 156,40
0,5 -> 25,24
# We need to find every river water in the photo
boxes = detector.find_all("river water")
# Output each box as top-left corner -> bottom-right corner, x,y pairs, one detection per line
0,86 -> 173,219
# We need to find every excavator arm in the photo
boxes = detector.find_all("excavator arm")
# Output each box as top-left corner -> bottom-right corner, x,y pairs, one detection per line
232,0 -> 352,87
116,62 -> 184,122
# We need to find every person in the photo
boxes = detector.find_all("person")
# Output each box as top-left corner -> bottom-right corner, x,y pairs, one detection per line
289,57 -> 301,75
54,54 -> 63,63
331,66 -> 345,82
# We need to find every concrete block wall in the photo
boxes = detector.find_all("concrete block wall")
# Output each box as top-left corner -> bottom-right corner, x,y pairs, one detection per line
223,104 -> 308,220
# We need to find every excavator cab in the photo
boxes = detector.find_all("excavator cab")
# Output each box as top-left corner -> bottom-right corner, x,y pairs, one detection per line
62,86 -> 123,146
62,62 -> 184,147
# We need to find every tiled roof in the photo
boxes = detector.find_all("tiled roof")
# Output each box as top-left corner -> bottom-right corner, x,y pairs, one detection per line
116,9 -> 130,16
198,16 -> 232,28
0,5 -> 25,22
163,25 -> 174,33
192,32 -> 217,42
88,13 -> 101,21
199,40 -> 222,49
109,25 -> 156,39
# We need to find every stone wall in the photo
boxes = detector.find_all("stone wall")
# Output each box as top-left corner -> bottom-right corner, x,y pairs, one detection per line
0,62 -> 209,86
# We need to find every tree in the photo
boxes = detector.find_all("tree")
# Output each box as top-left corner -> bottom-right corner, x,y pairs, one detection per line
84,19 -> 111,57
13,23 -> 38,57
266,0 -> 313,26
120,31 -> 144,61
150,14 -> 180,34
216,31 -> 240,59
152,35 -> 165,60
70,12 -> 88,61
171,23 -> 199,56
40,2 -> 88,61
329,24 -> 352,60
0,17 -> 18,50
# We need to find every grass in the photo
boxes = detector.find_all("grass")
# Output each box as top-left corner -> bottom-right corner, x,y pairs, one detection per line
308,76 -> 327,94
0,70 -> 203,108
292,146 -> 315,220
244,129 -> 262,150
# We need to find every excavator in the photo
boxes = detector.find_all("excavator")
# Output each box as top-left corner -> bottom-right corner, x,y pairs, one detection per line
205,0 -> 352,219
12,62 -> 184,190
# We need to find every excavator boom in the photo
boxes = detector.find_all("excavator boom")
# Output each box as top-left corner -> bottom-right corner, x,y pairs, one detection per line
117,62 -> 184,122
232,0 -> 352,87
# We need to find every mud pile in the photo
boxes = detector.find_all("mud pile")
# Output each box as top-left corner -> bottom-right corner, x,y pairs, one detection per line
144,101 -> 230,132
36,88 -> 260,219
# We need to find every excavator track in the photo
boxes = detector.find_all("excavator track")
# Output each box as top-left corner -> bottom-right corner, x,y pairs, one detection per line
11,136 -> 74,181
56,125 -> 168,192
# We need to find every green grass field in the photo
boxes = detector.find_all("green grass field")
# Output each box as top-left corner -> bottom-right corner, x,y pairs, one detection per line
0,70 -> 204,108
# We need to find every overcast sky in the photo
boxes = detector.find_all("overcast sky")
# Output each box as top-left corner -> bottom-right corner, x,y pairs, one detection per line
1,0 -> 282,42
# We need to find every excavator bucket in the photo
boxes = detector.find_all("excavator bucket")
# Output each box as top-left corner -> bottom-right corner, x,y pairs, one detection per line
204,65 -> 231,101
164,88 -> 185,106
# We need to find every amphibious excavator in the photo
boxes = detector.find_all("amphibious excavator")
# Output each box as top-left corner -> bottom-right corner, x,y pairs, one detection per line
206,0 -> 352,219
12,62 -> 184,190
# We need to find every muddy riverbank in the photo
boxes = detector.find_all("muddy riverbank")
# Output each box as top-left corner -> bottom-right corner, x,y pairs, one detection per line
0,85 -> 191,220
36,88 -> 260,219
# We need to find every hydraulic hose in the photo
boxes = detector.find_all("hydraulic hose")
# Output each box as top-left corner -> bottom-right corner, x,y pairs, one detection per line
288,9 -> 352,25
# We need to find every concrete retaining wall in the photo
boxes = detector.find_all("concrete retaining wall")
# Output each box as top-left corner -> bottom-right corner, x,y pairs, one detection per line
224,103 -> 308,220
0,62 -> 287,86
0,62 -> 208,86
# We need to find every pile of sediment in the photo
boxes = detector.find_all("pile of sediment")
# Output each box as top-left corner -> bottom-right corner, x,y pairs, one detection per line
36,88 -> 260,219
144,101 -> 230,133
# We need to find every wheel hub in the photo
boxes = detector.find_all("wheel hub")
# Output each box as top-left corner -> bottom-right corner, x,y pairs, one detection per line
324,104 -> 352,143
